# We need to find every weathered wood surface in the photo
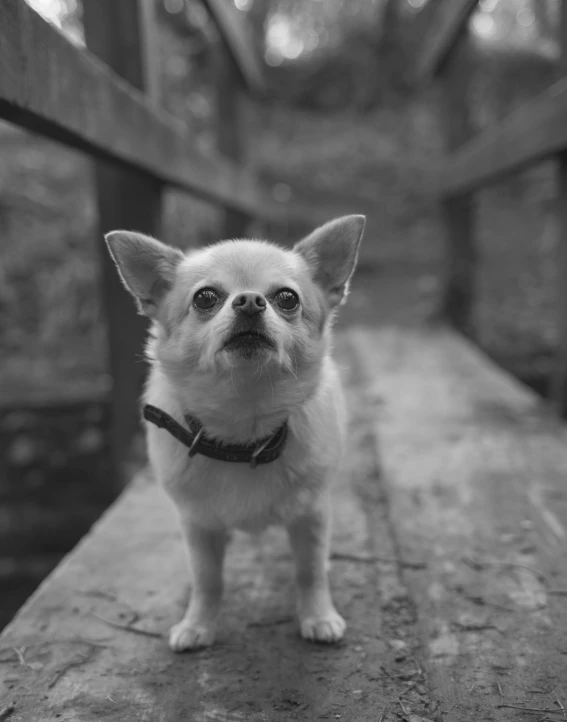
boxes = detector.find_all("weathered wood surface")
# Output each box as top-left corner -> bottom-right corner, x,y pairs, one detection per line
83,0 -> 162,478
352,326 -> 567,722
436,77 -> 567,197
416,0 -> 479,82
0,0 -> 358,234
0,0 -> 273,217
203,0 -> 266,96
0,337 -> 432,721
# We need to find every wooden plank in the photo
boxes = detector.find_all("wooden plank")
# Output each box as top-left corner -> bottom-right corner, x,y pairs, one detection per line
437,36 -> 476,337
0,0 -> 272,217
352,326 -> 567,722
0,336 -> 433,721
416,0 -> 479,82
215,38 -> 250,239
551,2 -> 567,418
203,0 -> 266,97
82,0 -> 161,478
437,77 -> 567,197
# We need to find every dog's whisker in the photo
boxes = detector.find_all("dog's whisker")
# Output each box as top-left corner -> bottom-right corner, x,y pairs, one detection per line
291,349 -> 300,376
286,352 -> 305,402
230,368 -> 239,397
264,363 -> 274,403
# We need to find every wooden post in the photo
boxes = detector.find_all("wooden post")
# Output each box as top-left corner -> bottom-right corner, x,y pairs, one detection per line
552,1 -> 567,416
139,0 -> 162,107
437,35 -> 476,338
215,39 -> 250,239
83,0 -> 162,481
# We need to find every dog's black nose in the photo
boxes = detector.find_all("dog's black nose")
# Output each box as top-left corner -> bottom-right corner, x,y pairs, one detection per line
232,292 -> 267,316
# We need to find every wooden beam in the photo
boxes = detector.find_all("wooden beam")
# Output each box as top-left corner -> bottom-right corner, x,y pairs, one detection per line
437,36 -> 476,337
551,3 -> 567,418
416,0 -> 479,82
0,0 -> 272,217
203,0 -> 266,97
436,77 -> 567,197
83,0 -> 162,479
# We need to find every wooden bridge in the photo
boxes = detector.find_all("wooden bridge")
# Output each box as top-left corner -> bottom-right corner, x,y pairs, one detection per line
2,1 -> 567,720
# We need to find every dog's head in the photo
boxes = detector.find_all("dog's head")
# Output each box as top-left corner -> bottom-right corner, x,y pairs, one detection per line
105,215 -> 365,383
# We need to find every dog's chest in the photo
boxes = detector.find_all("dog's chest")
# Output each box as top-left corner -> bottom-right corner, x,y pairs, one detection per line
164,453 -> 320,530
145,358 -> 345,530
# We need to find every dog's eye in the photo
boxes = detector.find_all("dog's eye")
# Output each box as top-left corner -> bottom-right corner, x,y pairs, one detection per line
274,289 -> 300,311
193,288 -> 219,310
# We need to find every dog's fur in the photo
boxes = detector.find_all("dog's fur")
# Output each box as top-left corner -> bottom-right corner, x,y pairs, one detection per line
106,215 -> 365,651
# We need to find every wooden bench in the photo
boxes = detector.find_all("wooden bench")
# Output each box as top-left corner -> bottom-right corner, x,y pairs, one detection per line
2,325 -> 567,720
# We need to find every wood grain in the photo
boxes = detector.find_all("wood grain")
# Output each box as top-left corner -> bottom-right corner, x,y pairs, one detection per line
351,326 -> 567,721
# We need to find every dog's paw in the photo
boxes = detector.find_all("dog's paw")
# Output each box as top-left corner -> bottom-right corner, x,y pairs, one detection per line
299,610 -> 346,644
169,620 -> 216,652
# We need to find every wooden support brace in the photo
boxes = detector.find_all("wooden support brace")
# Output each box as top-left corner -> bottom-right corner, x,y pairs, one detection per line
437,34 -> 476,338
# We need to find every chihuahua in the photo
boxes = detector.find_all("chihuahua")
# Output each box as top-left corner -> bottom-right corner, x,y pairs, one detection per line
105,214 -> 365,652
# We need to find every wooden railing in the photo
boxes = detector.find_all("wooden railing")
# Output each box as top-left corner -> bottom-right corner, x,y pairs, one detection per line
417,0 -> 567,416
0,0 -> 290,480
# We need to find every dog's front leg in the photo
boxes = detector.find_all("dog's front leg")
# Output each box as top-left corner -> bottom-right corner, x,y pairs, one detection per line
169,517 -> 228,652
286,496 -> 346,643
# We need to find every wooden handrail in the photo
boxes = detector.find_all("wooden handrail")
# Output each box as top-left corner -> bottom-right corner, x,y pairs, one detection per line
0,0 -> 272,217
436,78 -> 567,196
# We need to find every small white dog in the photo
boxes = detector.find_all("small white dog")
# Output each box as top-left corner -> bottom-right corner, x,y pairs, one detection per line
105,214 -> 365,652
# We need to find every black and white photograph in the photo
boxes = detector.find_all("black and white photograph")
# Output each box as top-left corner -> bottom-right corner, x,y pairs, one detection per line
1,0 -> 566,720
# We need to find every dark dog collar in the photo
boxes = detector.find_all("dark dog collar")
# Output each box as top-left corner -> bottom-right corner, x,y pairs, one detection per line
143,404 -> 288,468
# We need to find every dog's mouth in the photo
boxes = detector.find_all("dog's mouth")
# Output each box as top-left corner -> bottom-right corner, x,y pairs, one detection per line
223,330 -> 276,357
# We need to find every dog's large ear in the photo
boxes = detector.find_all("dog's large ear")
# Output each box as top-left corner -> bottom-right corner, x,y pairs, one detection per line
105,231 -> 184,316
293,215 -> 366,307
